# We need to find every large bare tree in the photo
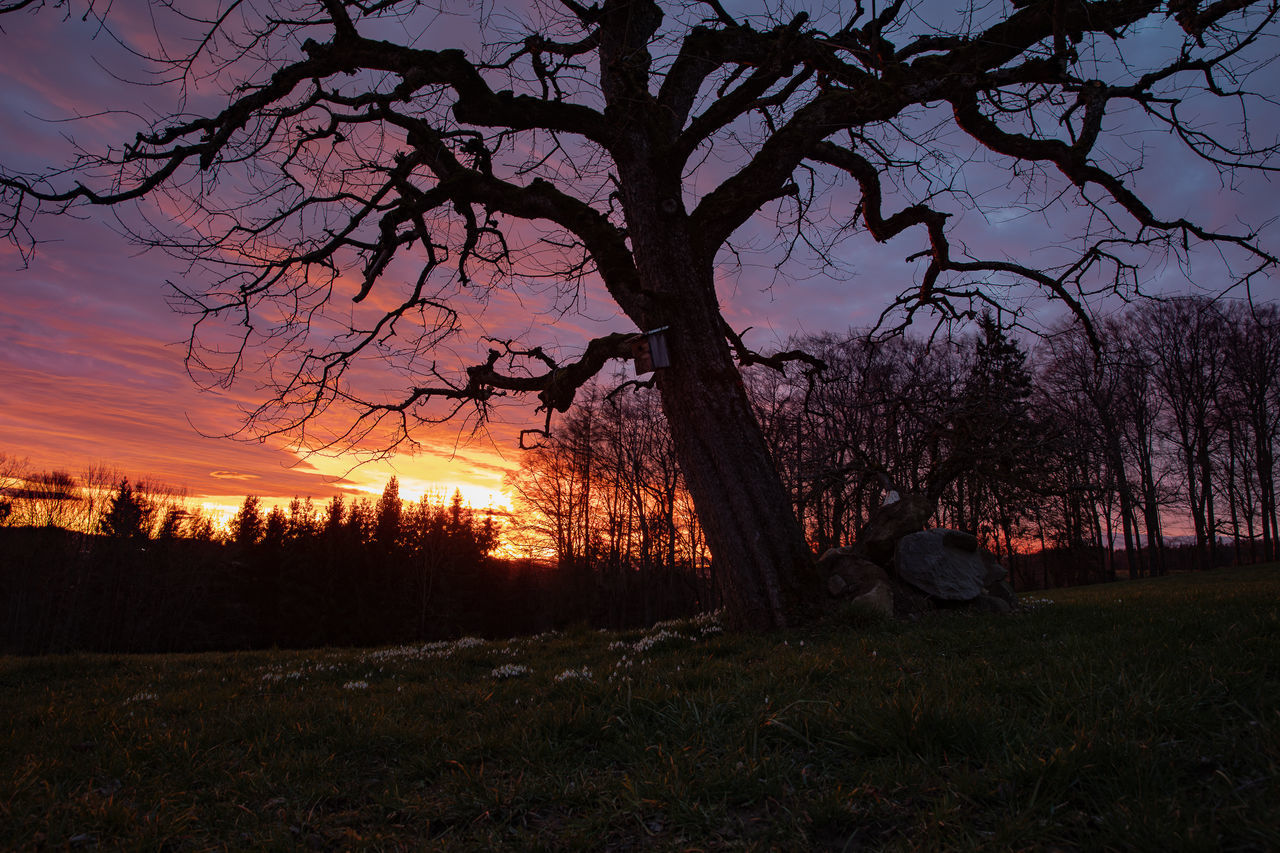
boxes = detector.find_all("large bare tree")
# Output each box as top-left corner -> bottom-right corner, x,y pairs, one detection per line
3,0 -> 1277,627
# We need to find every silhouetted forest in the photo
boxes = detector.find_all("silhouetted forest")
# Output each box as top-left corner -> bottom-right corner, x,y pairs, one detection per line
0,476 -> 590,654
508,297 -> 1280,597
3,297 -> 1277,652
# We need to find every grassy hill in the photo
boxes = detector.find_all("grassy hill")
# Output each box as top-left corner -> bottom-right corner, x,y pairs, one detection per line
3,566 -> 1277,850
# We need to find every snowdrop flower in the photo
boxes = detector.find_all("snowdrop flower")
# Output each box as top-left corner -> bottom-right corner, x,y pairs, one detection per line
554,667 -> 593,682
491,664 -> 530,679
633,629 -> 687,653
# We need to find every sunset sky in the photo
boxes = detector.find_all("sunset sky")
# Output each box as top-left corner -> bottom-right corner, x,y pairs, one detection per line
2,0 -> 1277,520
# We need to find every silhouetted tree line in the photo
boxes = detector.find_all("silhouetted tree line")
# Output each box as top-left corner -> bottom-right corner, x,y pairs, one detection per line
511,297 -> 1280,599
506,388 -> 715,630
4,296 -> 1277,650
0,468 -> 597,653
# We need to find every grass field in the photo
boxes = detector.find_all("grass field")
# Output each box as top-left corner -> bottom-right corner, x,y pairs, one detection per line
3,566 -> 1278,851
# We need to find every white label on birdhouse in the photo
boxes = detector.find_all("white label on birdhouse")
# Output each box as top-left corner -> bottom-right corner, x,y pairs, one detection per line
646,327 -> 670,369
631,326 -> 670,374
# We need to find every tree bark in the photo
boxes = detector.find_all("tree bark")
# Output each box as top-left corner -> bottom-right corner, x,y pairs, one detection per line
653,302 -> 821,629
1253,415 -> 1277,562
625,223 -> 820,627
600,36 -> 822,628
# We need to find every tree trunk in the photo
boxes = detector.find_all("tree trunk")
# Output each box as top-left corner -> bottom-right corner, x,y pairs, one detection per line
1102,424 -> 1139,578
1256,426 -> 1276,562
653,303 -> 821,629
611,134 -> 820,629
1198,430 -> 1217,569
1136,435 -> 1164,576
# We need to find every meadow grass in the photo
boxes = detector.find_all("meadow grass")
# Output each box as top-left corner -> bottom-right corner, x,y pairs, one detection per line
2,565 -> 1277,851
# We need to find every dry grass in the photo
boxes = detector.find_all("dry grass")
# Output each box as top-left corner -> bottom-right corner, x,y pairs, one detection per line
2,566 -> 1277,850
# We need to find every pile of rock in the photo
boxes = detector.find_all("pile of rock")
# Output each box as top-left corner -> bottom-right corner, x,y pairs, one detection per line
818,493 -> 1017,619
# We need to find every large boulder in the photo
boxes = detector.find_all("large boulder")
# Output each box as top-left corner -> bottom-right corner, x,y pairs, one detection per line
818,547 -> 890,596
894,528 -> 988,601
850,493 -> 934,565
850,581 -> 895,620
888,577 -> 932,619
818,547 -> 895,619
973,594 -> 1012,614
986,579 -> 1017,608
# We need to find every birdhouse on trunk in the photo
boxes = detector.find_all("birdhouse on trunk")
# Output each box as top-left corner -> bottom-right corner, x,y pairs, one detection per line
631,326 -> 671,374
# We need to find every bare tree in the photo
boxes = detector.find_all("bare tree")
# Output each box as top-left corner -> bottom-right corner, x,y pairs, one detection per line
1220,300 -> 1280,561
0,453 -> 28,525
508,382 -> 712,624
506,407 -> 596,571
77,464 -> 125,539
1040,320 -> 1143,576
1143,297 -> 1228,569
4,0 -> 1278,626
1107,315 -> 1169,575
11,470 -> 81,529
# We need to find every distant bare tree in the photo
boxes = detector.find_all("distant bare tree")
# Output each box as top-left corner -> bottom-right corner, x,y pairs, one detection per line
1105,317 -> 1170,575
77,464 -> 125,538
0,453 -> 28,525
1040,321 -> 1142,576
1143,298 -> 1228,569
17,470 -> 81,529
1220,301 -> 1280,561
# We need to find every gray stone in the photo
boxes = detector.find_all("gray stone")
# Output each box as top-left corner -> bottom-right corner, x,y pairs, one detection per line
889,577 -> 932,618
986,579 -> 1017,608
817,547 -> 890,599
850,581 -> 895,619
818,545 -> 849,564
894,528 -> 987,601
973,594 -> 1012,614
850,493 -> 934,565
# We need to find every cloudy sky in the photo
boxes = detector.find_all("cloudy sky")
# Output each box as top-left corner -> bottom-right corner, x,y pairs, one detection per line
2,0 -> 1277,517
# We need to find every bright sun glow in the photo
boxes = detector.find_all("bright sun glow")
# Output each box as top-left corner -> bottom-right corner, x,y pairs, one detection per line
284,447 -> 515,513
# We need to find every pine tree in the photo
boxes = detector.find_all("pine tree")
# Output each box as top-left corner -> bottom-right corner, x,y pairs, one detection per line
374,476 -> 403,551
231,495 -> 264,548
98,478 -> 153,540
947,313 -> 1036,552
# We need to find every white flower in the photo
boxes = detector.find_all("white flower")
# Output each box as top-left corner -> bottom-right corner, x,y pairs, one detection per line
124,691 -> 157,704
694,609 -> 724,628
491,664 -> 530,679
554,667 -> 593,682
632,629 -> 688,653
342,681 -> 369,690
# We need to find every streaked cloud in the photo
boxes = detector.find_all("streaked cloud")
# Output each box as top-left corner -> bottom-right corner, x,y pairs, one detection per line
209,471 -> 259,481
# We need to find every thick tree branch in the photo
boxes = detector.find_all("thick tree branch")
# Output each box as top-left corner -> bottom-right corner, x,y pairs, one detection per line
722,321 -> 827,377
374,332 -> 638,417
